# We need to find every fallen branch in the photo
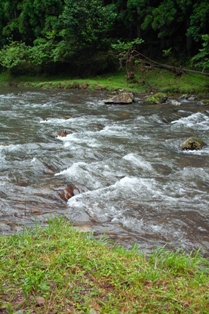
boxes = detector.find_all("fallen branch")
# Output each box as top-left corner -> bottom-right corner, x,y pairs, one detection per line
118,49 -> 209,76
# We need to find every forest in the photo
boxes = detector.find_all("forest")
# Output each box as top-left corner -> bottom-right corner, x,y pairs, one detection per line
0,0 -> 208,76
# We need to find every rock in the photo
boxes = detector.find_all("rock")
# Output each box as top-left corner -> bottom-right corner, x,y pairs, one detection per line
200,99 -> 209,105
43,169 -> 54,175
56,130 -> 68,137
180,137 -> 207,150
59,186 -> 74,202
118,112 -> 130,119
73,225 -> 93,233
179,94 -> 189,100
144,93 -> 167,104
168,99 -> 181,106
188,96 -> 196,101
43,162 -> 55,175
104,92 -> 134,104
36,296 -> 45,306
92,123 -> 104,131
162,117 -> 173,123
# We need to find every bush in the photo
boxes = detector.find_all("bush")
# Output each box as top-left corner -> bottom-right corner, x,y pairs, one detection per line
0,41 -> 31,74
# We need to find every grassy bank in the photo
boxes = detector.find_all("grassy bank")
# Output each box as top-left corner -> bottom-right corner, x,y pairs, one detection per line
0,218 -> 209,313
0,68 -> 208,94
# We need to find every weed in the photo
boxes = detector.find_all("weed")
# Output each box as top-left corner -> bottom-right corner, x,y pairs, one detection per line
0,218 -> 209,313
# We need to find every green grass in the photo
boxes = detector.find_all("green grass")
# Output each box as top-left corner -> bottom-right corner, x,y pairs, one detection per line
1,217 -> 209,313
0,71 -> 11,84
1,68 -> 208,94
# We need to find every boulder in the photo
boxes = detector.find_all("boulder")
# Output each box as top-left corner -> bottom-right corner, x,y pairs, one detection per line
179,94 -> 189,100
201,99 -> 209,105
104,92 -> 134,104
144,93 -> 167,104
59,186 -> 74,202
43,162 -> 55,175
180,137 -> 207,150
168,99 -> 181,106
56,130 -> 68,137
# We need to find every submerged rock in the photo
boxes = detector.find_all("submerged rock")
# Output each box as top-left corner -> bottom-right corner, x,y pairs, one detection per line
180,137 -> 207,150
168,99 -> 181,106
42,162 -> 55,175
56,130 -> 68,137
59,186 -> 75,202
104,92 -> 134,104
144,93 -> 167,104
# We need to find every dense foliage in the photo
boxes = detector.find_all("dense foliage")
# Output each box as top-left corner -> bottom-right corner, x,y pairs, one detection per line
0,0 -> 208,75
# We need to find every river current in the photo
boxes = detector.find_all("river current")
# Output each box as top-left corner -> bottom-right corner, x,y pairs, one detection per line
1,87 -> 209,255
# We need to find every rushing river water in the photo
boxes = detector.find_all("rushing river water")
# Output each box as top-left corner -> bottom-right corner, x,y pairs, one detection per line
1,87 -> 209,255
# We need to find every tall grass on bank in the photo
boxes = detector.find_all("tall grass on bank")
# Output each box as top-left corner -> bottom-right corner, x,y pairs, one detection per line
0,218 -> 209,313
0,68 -> 208,94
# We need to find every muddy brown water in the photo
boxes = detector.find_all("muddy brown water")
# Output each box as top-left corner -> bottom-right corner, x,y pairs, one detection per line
1,87 -> 209,256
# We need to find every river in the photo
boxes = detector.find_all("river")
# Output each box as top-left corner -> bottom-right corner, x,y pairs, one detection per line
1,87 -> 209,256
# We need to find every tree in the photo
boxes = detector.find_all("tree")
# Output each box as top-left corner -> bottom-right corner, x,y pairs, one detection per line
0,0 -> 22,42
0,41 -> 30,73
150,0 -> 177,48
191,34 -> 209,72
0,0 -> 208,76
188,1 -> 209,42
60,0 -> 116,52
127,0 -> 151,39
18,0 -> 64,44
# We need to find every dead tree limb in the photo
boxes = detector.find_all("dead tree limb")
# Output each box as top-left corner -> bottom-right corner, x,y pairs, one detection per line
118,49 -> 209,77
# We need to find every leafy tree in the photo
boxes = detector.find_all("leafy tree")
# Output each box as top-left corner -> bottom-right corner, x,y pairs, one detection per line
126,0 -> 148,39
191,34 -> 209,72
41,0 -> 118,75
60,0 -> 116,52
188,1 -> 209,42
0,0 -> 208,75
151,1 -> 177,38
0,39 -> 57,74
0,41 -> 30,73
0,0 -> 22,42
18,0 -> 64,43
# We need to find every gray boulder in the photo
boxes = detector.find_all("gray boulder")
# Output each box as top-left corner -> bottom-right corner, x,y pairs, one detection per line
104,92 -> 134,104
168,99 -> 181,106
180,137 -> 207,150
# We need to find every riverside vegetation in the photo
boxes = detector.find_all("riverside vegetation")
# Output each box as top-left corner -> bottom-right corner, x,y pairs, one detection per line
0,68 -> 209,95
1,218 -> 209,313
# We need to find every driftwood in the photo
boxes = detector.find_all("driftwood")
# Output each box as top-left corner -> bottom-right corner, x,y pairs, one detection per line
118,49 -> 209,77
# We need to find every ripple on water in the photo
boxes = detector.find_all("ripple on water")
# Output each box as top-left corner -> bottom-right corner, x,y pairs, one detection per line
1,89 -> 209,255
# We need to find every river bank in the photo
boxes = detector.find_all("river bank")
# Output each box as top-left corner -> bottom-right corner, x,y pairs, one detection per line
1,217 -> 209,313
0,68 -> 208,95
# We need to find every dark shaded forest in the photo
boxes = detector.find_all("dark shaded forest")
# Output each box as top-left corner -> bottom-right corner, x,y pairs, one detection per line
0,0 -> 208,76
